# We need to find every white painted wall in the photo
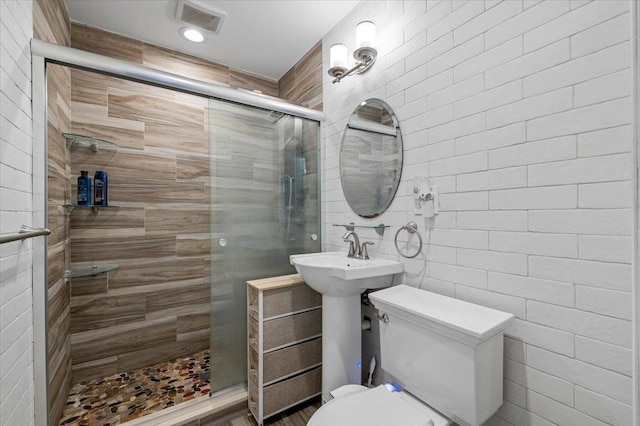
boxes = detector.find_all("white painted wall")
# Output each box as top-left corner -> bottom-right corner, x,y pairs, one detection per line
322,1 -> 634,425
0,1 -> 36,425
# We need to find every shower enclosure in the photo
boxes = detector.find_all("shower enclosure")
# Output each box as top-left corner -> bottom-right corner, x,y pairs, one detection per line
32,39 -> 321,425
209,100 -> 320,393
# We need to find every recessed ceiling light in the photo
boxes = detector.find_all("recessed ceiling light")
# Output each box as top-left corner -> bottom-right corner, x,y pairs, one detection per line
179,27 -> 205,43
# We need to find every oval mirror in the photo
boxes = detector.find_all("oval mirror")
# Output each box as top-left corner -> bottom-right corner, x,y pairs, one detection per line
340,99 -> 403,218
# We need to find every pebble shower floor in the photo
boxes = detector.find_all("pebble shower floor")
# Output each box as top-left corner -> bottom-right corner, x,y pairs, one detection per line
59,349 -> 210,425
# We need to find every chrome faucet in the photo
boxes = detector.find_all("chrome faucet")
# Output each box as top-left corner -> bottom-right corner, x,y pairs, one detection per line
342,231 -> 360,258
342,231 -> 374,259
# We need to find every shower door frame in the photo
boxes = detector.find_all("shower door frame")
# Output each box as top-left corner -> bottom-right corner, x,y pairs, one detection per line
31,39 -> 324,425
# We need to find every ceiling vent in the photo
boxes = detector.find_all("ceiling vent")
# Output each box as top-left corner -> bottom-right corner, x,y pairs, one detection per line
175,0 -> 227,35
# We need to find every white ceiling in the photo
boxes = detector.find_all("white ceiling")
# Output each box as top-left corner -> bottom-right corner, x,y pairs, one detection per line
64,0 -> 360,80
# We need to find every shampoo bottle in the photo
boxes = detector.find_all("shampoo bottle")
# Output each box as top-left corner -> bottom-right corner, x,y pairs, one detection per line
77,171 -> 92,205
94,170 -> 108,206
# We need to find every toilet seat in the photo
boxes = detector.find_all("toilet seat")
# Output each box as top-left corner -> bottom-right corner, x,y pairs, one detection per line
308,385 -> 450,426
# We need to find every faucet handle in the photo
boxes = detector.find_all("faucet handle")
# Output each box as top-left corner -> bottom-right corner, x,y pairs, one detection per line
361,242 -> 374,259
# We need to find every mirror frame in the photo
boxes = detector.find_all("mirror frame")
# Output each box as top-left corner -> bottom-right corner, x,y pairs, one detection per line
339,98 -> 403,218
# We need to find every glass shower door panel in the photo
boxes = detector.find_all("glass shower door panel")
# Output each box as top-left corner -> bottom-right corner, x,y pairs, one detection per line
209,99 -> 320,392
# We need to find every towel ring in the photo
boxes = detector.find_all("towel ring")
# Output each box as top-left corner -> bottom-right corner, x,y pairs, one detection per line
394,222 -> 423,258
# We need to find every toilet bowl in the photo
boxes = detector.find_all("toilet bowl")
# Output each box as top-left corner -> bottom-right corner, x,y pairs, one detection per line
308,285 -> 514,426
308,384 -> 450,426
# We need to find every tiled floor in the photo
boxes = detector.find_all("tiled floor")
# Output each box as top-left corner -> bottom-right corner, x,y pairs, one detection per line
59,349 -> 211,425
220,398 -> 321,426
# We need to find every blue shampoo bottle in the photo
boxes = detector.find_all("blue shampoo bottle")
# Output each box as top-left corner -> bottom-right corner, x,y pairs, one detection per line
94,170 -> 108,206
77,171 -> 92,205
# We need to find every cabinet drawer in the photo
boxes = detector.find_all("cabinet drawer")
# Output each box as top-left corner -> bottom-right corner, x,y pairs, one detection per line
263,285 -> 321,319
263,367 -> 321,417
263,337 -> 321,384
263,309 -> 321,351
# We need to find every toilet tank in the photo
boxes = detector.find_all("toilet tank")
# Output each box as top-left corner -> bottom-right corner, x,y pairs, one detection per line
369,286 -> 514,426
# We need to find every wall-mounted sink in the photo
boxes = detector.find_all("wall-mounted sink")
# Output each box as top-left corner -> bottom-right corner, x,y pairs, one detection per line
290,251 -> 403,297
290,251 -> 404,400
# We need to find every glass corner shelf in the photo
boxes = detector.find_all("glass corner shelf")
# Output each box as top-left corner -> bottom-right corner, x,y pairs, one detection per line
63,133 -> 119,152
64,264 -> 119,279
333,223 -> 389,236
62,204 -> 118,214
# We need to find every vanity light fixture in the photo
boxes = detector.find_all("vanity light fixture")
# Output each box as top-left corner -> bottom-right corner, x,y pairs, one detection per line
179,27 -> 205,43
328,21 -> 377,84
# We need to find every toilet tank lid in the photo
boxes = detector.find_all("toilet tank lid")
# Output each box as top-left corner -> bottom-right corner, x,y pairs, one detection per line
370,285 -> 514,341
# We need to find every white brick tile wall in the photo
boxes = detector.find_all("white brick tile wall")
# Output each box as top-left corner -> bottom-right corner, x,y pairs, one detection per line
575,285 -> 632,320
504,336 -> 526,363
485,39 -> 570,89
456,285 -> 526,319
506,318 -> 575,357
523,0 -> 629,52
457,166 -> 527,192
453,36 -> 523,83
429,73 -> 484,112
528,97 -> 631,141
493,226 -> 580,259
574,386 -> 633,426
487,86 -> 573,129
323,1 -> 633,424
454,79 -> 522,120
490,185 -> 578,210
485,0 -> 569,49
455,122 -> 525,155
570,12 -> 630,58
577,125 -> 631,158
575,336 -> 633,377
578,235 -> 632,264
1,1 -> 35,425
453,0 -> 522,46
524,367 -> 574,406
428,34 -> 484,77
528,255 -> 631,291
574,69 -> 630,108
527,345 -> 633,404
527,301 -> 631,348
489,135 -> 576,169
524,42 -> 630,97
528,153 -> 631,186
457,211 -> 527,231
457,248 -> 527,275
578,181 -> 632,209
439,191 -> 489,211
527,390 -> 609,426
488,272 -> 575,307
529,208 -> 631,235
426,0 -> 484,44
503,379 -> 526,408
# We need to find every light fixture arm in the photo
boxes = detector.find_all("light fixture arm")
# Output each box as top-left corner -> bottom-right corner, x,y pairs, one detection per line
331,51 -> 376,84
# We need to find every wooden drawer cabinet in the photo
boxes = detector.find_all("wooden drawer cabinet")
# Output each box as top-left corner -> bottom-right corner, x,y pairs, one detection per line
247,274 -> 322,425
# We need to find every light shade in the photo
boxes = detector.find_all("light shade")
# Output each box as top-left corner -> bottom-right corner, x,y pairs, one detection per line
329,43 -> 348,69
355,21 -> 376,50
179,27 -> 205,43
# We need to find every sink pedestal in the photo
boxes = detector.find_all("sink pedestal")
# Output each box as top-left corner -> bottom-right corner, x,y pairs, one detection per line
289,252 -> 404,402
321,294 -> 361,400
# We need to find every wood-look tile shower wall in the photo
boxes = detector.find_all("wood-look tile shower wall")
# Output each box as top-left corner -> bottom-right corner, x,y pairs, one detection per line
69,72 -> 212,382
67,24 -> 323,384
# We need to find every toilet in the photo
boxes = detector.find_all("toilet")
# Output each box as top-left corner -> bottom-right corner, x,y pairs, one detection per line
308,285 -> 514,426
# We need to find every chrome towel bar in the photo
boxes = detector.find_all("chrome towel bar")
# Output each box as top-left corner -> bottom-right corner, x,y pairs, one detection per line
0,225 -> 51,245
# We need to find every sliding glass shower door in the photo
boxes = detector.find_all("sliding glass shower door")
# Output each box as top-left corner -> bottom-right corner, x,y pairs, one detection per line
208,99 -> 320,392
